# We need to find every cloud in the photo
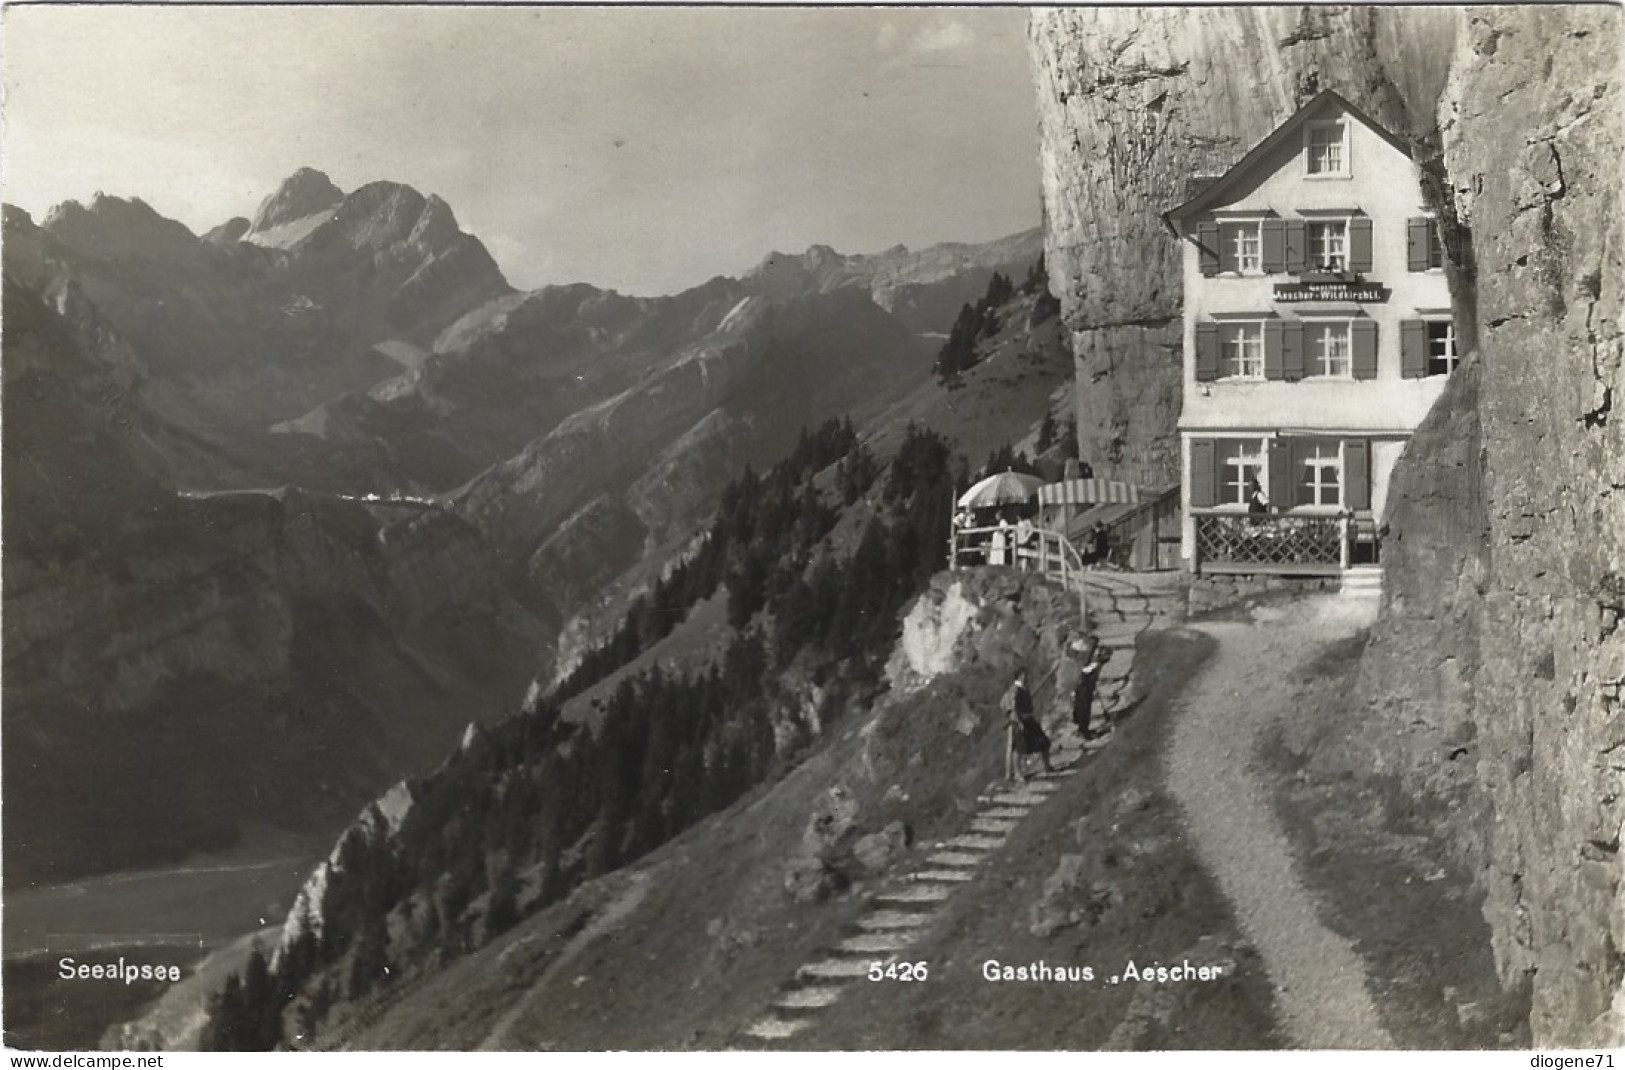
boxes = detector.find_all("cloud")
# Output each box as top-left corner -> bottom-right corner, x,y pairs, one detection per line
912,19 -> 974,55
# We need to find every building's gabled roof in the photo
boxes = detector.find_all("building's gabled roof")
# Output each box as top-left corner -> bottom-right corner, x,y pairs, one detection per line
1182,176 -> 1224,201
1163,89 -> 1416,236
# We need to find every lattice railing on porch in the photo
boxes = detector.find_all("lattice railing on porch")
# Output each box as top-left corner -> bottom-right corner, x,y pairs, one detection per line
1196,513 -> 1344,568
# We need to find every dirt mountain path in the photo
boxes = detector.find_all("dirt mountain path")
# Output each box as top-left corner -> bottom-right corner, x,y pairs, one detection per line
1168,594 -> 1392,1049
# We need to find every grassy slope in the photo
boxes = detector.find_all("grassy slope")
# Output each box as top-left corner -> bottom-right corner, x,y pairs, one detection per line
865,291 -> 1072,466
558,591 -> 735,728
332,579 -> 1278,1050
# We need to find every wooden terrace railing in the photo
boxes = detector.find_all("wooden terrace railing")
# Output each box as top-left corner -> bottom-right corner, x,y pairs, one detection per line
949,523 -> 1092,613
1192,510 -> 1352,576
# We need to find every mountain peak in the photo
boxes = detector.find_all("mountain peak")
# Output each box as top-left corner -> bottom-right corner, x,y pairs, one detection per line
41,193 -> 204,265
251,167 -> 344,234
204,217 -> 252,245
802,243 -> 845,266
44,192 -> 159,229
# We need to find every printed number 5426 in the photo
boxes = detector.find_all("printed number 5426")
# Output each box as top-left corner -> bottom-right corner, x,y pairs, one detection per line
868,960 -> 928,981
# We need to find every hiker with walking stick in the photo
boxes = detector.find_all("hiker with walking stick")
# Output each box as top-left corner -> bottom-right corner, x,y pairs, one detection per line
1001,670 -> 1053,782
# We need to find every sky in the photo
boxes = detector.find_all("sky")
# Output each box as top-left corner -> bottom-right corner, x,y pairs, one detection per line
2,5 -> 1041,296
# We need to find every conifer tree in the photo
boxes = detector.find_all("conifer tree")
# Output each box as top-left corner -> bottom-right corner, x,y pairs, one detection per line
1037,411 -> 1058,454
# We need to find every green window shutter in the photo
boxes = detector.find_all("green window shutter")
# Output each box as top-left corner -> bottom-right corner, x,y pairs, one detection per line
1282,321 -> 1305,381
1351,320 -> 1378,379
1189,439 -> 1216,508
1345,438 -> 1371,510
1348,217 -> 1373,273
1260,218 -> 1285,273
1285,220 -> 1307,274
1400,320 -> 1427,378
1195,323 -> 1220,381
1263,320 -> 1283,379
1407,218 -> 1432,272
1267,439 -> 1293,509
1197,222 -> 1220,276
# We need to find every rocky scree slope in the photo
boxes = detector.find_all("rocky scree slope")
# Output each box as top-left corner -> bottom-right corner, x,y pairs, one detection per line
1030,5 -> 1621,1045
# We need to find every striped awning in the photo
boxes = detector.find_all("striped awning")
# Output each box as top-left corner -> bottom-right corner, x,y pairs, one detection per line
1037,478 -> 1143,506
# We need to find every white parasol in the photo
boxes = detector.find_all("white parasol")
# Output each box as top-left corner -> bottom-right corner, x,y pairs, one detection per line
956,470 -> 1045,509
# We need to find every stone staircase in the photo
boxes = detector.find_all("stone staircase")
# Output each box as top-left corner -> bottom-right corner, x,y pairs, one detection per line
730,571 -> 1184,1048
1079,571 -> 1185,717
734,767 -> 1077,1046
1340,565 -> 1384,599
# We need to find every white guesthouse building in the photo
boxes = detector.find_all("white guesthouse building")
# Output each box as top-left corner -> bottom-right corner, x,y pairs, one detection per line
1163,90 -> 1458,576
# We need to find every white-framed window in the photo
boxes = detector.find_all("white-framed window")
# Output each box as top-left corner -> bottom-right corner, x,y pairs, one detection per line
1221,221 -> 1263,273
1426,319 -> 1457,376
1219,322 -> 1264,379
1308,220 -> 1347,271
1298,441 -> 1342,507
1220,440 -> 1266,507
1305,120 -> 1348,176
1306,321 -> 1352,378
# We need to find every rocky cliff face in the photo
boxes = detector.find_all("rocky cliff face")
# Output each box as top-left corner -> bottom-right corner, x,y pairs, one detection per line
1028,6 -> 1459,483
1369,8 -> 1622,1044
1030,5 -> 1621,1044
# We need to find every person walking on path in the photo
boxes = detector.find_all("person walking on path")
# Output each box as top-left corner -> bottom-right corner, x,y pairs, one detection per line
1001,671 -> 1052,781
1070,636 -> 1110,742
